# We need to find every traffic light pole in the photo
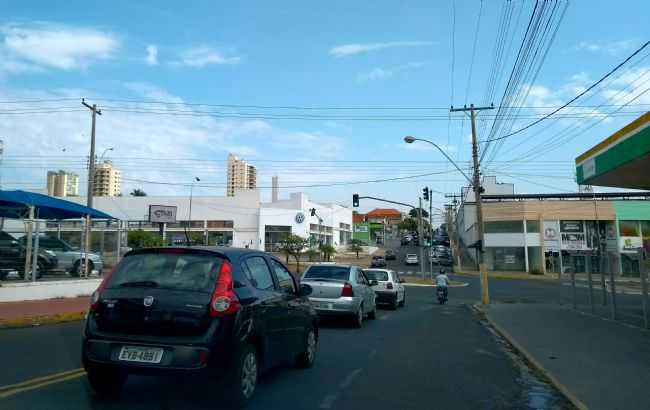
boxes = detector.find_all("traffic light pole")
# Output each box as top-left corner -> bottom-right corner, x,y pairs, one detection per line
450,104 -> 494,305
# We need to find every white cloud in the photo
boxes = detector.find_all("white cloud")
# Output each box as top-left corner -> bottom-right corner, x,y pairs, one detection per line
145,44 -> 158,65
576,40 -> 635,56
330,41 -> 431,57
357,62 -> 425,82
0,23 -> 119,71
124,82 -> 184,103
173,46 -> 240,67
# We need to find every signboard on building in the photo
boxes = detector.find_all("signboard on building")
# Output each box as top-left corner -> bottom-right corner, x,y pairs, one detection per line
354,225 -> 368,233
560,220 -> 583,233
543,221 -> 560,251
619,236 -> 642,253
559,220 -> 588,251
148,205 -> 177,224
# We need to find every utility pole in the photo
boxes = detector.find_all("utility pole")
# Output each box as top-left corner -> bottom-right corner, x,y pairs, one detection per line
450,104 -> 494,305
429,189 -> 433,278
417,197 -> 425,280
82,99 -> 101,278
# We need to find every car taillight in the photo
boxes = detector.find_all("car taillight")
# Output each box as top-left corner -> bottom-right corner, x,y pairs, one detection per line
386,282 -> 393,290
210,260 -> 240,318
89,265 -> 116,312
341,282 -> 354,297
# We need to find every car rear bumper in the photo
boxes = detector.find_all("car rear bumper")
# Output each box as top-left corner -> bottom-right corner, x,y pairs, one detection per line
309,297 -> 359,316
374,290 -> 398,304
83,338 -> 213,373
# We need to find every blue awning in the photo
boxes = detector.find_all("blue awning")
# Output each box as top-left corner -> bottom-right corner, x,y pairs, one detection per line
0,190 -> 114,220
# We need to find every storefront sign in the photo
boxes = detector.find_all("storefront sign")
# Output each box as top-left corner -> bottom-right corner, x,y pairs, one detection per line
561,232 -> 587,250
148,205 -> 177,224
560,220 -> 583,233
295,212 -> 305,224
354,225 -> 368,233
619,236 -> 642,253
504,255 -> 516,264
543,221 -> 560,251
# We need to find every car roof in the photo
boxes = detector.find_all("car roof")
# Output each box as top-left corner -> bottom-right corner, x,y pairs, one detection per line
125,246 -> 270,262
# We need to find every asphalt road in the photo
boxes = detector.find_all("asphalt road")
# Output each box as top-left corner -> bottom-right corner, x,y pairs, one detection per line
0,284 -> 573,410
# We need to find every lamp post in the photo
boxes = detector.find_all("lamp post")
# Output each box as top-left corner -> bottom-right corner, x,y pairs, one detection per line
98,147 -> 114,163
188,177 -> 201,228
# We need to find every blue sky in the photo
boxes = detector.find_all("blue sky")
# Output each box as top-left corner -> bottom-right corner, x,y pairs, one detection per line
1,0 -> 648,221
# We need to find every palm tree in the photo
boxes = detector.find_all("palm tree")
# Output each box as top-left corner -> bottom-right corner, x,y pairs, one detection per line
130,188 -> 147,197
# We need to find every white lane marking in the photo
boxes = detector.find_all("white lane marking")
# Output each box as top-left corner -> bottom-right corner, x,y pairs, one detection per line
379,313 -> 394,321
339,368 -> 362,389
475,348 -> 499,359
319,368 -> 363,408
319,394 -> 337,409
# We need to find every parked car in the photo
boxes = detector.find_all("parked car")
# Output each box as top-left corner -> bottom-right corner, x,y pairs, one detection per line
384,249 -> 396,260
19,235 -> 104,276
370,255 -> 386,268
300,264 -> 377,328
404,254 -> 419,265
364,269 -> 405,309
0,232 -> 58,280
82,247 -> 318,408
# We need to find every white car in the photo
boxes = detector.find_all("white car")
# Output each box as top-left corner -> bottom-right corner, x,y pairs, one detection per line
364,269 -> 406,309
404,254 -> 419,265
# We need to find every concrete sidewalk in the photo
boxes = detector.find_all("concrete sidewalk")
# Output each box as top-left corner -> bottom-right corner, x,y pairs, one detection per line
0,297 -> 88,327
481,303 -> 650,410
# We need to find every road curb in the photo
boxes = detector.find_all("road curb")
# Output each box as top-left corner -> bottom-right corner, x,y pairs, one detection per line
0,311 -> 86,330
472,304 -> 588,410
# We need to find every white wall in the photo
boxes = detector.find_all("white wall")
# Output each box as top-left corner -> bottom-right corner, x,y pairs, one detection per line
0,279 -> 102,302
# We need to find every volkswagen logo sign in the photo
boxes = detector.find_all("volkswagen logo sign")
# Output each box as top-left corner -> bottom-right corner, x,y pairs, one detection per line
295,212 -> 305,224
143,296 -> 154,307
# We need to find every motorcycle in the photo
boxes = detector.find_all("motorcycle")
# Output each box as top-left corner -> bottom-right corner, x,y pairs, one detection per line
436,286 -> 448,305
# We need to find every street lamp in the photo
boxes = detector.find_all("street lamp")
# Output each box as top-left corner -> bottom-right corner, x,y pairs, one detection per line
188,177 -> 201,226
403,136 -> 473,186
98,147 -> 114,163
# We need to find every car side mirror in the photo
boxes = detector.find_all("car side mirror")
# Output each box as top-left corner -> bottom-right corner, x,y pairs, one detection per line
299,283 -> 312,297
369,280 -> 378,286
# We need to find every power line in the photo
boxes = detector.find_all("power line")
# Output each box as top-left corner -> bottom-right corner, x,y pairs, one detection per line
481,39 -> 650,143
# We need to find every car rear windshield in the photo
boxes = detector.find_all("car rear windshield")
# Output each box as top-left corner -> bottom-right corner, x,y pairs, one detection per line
303,266 -> 350,281
364,270 -> 389,281
407,254 -> 417,258
372,256 -> 383,260
107,251 -> 223,293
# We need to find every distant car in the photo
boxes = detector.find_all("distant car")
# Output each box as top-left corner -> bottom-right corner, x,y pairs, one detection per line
370,255 -> 386,268
82,247 -> 318,408
404,254 -> 419,265
364,269 -> 405,309
20,235 -> 104,276
0,232 -> 58,280
301,264 -> 377,328
384,249 -> 396,260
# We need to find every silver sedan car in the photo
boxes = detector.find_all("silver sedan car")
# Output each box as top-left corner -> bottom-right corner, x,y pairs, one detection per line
301,264 -> 377,328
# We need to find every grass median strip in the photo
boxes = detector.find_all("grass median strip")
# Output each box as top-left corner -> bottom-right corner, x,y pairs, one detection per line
0,368 -> 86,399
0,311 -> 86,330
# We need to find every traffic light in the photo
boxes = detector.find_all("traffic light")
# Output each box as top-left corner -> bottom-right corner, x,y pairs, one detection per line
310,208 -> 316,216
423,187 -> 429,201
352,194 -> 359,207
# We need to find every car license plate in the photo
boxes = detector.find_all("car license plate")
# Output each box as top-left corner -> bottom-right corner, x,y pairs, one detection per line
118,346 -> 163,364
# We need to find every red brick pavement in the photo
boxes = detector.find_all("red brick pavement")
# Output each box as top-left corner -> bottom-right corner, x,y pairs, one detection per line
0,296 -> 89,321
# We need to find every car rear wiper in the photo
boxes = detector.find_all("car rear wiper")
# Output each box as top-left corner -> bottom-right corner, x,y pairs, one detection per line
118,280 -> 160,288
303,277 -> 344,282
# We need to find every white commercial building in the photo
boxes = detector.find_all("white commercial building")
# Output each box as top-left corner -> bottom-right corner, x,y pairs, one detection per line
38,191 -> 352,258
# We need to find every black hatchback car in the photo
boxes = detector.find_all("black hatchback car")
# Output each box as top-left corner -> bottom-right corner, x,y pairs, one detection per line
82,247 -> 318,408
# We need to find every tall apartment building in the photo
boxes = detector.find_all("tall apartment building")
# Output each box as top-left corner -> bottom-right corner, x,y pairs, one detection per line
226,154 -> 257,197
92,160 -> 122,197
46,170 -> 79,197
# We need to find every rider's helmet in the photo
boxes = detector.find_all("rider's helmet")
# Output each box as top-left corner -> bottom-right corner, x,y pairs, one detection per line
439,269 -> 446,275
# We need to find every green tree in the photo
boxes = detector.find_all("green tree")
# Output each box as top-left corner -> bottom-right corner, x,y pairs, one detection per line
189,232 -> 205,245
408,208 -> 429,218
398,218 -> 418,232
320,244 -> 336,262
348,239 -> 364,258
279,234 -> 308,272
127,229 -> 164,248
130,188 -> 147,197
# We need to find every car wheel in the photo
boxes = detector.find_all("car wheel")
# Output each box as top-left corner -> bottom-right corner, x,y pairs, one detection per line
86,367 -> 127,398
399,292 -> 406,307
367,303 -> 377,320
26,261 -> 44,280
227,344 -> 258,408
352,305 -> 363,328
295,327 -> 318,369
72,260 -> 94,277
390,295 -> 398,310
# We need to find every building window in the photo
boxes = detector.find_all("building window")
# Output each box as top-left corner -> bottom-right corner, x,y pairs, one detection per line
525,220 -> 540,233
484,221 -> 524,234
207,220 -> 234,228
619,221 -> 639,237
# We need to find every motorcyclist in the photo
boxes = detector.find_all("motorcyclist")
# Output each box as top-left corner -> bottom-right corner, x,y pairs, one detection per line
436,269 -> 450,299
